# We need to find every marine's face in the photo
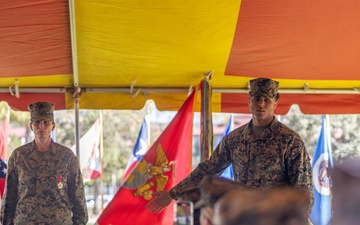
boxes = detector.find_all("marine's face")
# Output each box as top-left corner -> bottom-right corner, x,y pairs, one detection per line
30,119 -> 55,138
248,95 -> 278,126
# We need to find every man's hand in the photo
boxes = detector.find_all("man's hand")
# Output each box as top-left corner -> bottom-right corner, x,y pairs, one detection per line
145,191 -> 173,214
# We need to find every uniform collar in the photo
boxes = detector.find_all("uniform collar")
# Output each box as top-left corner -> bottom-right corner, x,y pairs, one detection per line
245,116 -> 278,141
28,140 -> 56,161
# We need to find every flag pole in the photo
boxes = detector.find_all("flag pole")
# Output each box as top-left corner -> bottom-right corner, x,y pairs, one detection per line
325,114 -> 333,167
146,102 -> 151,147
99,110 -> 104,210
73,87 -> 81,157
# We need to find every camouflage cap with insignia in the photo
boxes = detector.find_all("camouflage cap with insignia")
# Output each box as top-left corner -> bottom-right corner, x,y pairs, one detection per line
28,102 -> 55,122
249,78 -> 280,100
194,176 -> 248,209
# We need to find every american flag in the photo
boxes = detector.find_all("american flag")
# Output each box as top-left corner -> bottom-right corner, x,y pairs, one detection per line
0,158 -> 7,198
122,116 -> 149,183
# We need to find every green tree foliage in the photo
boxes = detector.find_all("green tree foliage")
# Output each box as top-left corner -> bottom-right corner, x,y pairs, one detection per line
281,105 -> 360,162
329,114 -> 360,161
0,102 -> 31,155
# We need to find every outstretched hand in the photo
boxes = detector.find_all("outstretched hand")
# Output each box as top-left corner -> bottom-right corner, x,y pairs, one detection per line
145,191 -> 173,214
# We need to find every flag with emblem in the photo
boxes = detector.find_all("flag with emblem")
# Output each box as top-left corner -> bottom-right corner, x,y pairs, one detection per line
310,115 -> 333,225
0,107 -> 10,160
219,114 -> 234,179
71,117 -> 101,181
96,89 -> 197,225
122,116 -> 149,182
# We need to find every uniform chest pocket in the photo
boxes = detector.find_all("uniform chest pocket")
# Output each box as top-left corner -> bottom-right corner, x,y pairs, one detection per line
232,146 -> 250,171
18,166 -> 37,197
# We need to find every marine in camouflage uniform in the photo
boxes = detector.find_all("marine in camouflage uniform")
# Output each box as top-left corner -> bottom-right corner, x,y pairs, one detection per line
0,102 -> 88,225
146,78 -> 314,218
169,116 -> 314,212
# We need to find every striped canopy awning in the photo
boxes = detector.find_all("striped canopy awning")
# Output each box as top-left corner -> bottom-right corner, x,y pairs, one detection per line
1,0 -> 359,114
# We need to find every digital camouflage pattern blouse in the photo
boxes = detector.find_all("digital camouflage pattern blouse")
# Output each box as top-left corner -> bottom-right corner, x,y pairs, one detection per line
1,141 -> 88,225
170,117 -> 314,214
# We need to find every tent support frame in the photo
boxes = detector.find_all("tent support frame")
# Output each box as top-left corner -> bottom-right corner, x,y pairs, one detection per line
1,87 -> 359,94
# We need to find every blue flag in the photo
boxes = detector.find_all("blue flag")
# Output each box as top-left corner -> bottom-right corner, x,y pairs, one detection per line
310,116 -> 333,225
220,115 -> 234,179
122,116 -> 149,182
51,111 -> 56,141
51,130 -> 56,142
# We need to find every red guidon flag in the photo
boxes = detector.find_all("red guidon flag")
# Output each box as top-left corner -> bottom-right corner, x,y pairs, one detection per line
96,89 -> 197,225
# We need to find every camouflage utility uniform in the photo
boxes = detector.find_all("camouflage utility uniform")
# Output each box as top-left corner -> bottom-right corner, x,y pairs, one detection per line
170,117 -> 314,213
1,141 -> 88,225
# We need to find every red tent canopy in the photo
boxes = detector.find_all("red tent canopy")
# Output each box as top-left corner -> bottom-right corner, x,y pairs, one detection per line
1,0 -> 359,114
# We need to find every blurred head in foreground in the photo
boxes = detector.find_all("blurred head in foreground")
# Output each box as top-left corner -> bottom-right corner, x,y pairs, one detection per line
331,157 -> 360,225
213,187 -> 309,225
178,176 -> 248,225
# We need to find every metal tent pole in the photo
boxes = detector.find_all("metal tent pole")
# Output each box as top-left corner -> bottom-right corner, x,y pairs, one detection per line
200,72 -> 213,162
